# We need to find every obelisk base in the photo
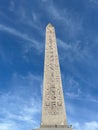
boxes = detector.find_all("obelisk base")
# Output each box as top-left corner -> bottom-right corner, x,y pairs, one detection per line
35,127 -> 72,130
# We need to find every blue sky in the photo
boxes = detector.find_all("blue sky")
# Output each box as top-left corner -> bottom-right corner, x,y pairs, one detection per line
0,0 -> 98,130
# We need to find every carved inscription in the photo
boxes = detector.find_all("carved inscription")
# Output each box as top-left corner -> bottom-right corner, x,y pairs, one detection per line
43,24 -> 65,120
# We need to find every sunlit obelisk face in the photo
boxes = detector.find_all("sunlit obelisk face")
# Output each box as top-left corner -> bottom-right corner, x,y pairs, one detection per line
41,23 -> 67,127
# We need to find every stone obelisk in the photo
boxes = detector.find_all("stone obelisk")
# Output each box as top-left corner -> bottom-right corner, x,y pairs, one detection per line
36,23 -> 72,130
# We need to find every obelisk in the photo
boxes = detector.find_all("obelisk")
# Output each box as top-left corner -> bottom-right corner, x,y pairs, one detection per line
36,23 -> 72,130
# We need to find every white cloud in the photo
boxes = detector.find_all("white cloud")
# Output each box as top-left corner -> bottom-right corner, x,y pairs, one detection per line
65,92 -> 79,98
0,46 -> 7,62
9,0 -> 15,12
57,38 -> 94,66
0,73 -> 42,130
46,3 -> 83,38
0,24 -> 36,44
85,121 -> 98,130
0,24 -> 43,52
0,97 -> 40,129
13,2 -> 43,32
32,12 -> 38,22
63,76 -> 81,97
66,92 -> 98,103
73,121 -> 98,130
89,0 -> 98,5
41,0 -> 48,2
63,76 -> 98,104
0,122 -> 18,130
57,39 -> 72,50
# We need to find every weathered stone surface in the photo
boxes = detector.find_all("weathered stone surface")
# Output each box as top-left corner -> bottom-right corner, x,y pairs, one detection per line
41,23 -> 67,127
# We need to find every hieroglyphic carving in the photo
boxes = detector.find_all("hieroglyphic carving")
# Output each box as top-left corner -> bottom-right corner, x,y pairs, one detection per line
42,24 -> 67,126
44,25 -> 62,115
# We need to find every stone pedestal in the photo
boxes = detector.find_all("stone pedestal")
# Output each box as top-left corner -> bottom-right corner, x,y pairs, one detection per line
35,127 -> 72,130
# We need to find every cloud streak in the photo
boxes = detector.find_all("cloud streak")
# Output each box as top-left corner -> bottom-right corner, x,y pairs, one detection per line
0,24 -> 43,52
0,73 -> 42,130
89,0 -> 98,5
45,2 -> 83,38
73,121 -> 98,130
57,38 -> 93,64
63,76 -> 98,104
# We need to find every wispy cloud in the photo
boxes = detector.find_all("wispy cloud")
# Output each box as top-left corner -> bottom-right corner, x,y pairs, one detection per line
57,38 -> 96,70
73,121 -> 98,130
9,0 -> 15,12
89,0 -> 98,5
0,24 -> 35,43
45,2 -> 83,38
0,46 -> 7,62
57,39 -> 72,50
0,24 -> 43,52
63,76 -> 98,104
41,0 -> 48,2
66,91 -> 98,103
59,39 -> 85,60
0,73 -> 42,130
0,121 -> 18,130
